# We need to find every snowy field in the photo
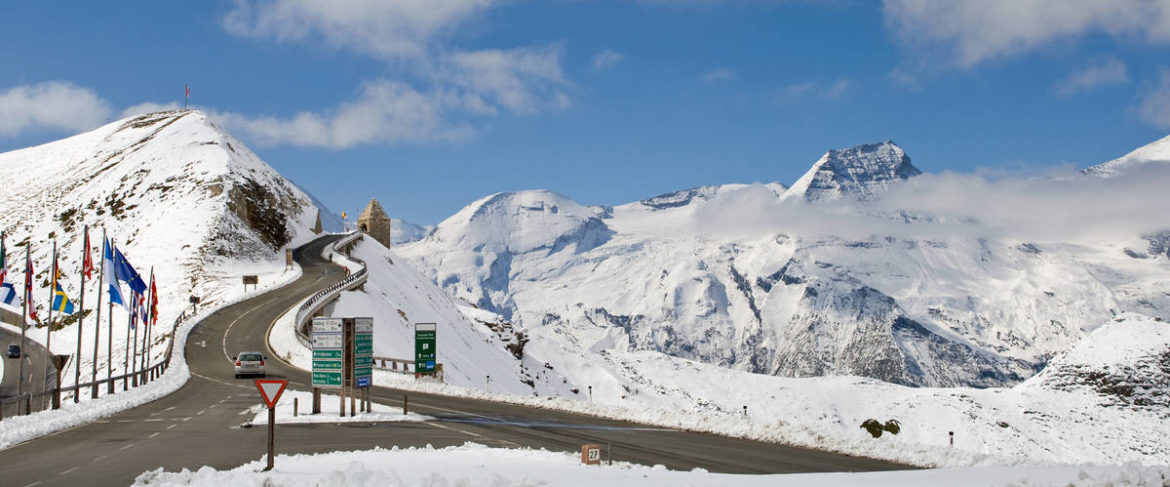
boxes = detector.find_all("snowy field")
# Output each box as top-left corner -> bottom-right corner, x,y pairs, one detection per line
130,443 -> 1170,487
243,389 -> 431,426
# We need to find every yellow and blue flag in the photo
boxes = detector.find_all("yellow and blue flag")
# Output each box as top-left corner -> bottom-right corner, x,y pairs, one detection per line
52,282 -> 74,314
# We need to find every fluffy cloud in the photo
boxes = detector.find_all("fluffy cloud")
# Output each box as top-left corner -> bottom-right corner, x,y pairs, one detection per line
1056,57 -> 1129,95
1138,68 -> 1170,129
700,68 -> 736,84
0,82 -> 113,137
214,80 -> 475,148
121,102 -> 182,119
884,0 -> 1170,68
591,50 -> 624,72
222,0 -> 493,61
222,0 -> 570,148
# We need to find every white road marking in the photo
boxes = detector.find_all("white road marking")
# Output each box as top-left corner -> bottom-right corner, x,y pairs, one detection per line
119,444 -> 133,450
167,424 -> 177,430
92,455 -> 108,463
151,406 -> 176,416
223,302 -> 267,362
58,467 -> 77,476
144,418 -> 163,422
22,481 -> 41,487
427,422 -> 483,438
148,432 -> 160,439
116,419 -> 135,423
196,409 -> 206,415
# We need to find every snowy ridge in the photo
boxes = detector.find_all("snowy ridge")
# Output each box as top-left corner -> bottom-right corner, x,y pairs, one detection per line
1084,133 -> 1170,177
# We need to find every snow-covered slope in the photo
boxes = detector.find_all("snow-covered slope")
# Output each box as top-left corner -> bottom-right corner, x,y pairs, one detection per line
323,238 -> 572,393
0,109 -> 321,389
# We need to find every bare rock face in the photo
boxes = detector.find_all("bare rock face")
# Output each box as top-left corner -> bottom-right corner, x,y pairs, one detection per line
358,199 -> 393,248
785,141 -> 921,203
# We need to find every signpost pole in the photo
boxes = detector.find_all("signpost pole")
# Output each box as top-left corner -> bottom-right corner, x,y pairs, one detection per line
265,406 -> 275,471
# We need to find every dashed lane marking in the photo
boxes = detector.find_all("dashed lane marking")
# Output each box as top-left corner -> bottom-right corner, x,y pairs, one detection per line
58,467 -> 77,476
427,421 -> 484,438
144,418 -> 163,422
167,424 -> 177,430
148,432 -> 160,439
92,455 -> 108,463
119,444 -> 133,451
151,406 -> 177,416
22,481 -> 41,487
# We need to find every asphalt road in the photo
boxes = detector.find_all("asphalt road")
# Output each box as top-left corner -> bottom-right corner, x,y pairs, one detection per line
0,326 -> 54,417
0,234 -> 911,486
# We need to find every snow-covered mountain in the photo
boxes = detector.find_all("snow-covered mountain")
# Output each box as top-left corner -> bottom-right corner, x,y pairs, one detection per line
399,140 -> 1170,389
390,218 -> 433,245
782,140 -> 920,202
1083,134 -> 1170,177
0,109 -> 321,385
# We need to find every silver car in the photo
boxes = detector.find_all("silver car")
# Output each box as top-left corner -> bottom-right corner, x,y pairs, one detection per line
233,351 -> 266,378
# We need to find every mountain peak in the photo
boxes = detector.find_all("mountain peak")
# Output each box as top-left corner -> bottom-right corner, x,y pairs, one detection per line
1083,133 -> 1170,178
784,140 -> 921,202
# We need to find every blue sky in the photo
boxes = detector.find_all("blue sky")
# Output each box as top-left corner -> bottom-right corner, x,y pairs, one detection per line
3,1 -> 1170,224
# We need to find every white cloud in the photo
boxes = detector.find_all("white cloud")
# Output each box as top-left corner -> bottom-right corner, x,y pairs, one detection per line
700,68 -> 737,84
1138,68 -> 1170,129
213,80 -> 476,148
121,102 -> 183,119
1056,57 -> 1129,95
222,0 -> 570,149
883,0 -> 1170,68
223,0 -> 493,61
0,82 -> 113,137
779,78 -> 854,101
591,50 -> 624,72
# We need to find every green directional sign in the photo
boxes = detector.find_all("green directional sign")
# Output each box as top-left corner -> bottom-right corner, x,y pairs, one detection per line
312,317 -> 344,389
354,318 -> 373,388
415,323 -> 437,374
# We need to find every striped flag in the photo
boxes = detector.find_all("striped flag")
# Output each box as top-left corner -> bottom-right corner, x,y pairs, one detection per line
81,227 -> 93,280
25,250 -> 38,321
51,249 -> 75,314
149,270 -> 158,325
103,238 -> 127,311
0,236 -> 7,288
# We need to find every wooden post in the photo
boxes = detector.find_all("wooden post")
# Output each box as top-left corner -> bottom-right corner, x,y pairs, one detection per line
312,387 -> 321,414
403,394 -> 408,414
294,397 -> 298,417
339,387 -> 345,417
350,386 -> 356,417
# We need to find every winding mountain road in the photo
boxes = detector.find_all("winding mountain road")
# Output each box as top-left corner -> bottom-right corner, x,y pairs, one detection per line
0,235 -> 909,486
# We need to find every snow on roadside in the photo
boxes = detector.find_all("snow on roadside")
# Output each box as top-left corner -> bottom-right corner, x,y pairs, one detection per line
0,260 -> 302,450
242,389 -> 431,426
131,443 -> 1170,487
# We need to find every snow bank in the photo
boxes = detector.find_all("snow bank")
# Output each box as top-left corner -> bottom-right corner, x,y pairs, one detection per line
131,443 -> 1170,487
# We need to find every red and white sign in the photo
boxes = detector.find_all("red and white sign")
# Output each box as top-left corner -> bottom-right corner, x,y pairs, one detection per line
255,379 -> 288,409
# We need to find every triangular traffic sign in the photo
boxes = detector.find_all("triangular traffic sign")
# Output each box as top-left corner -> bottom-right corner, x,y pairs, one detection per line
255,379 -> 288,409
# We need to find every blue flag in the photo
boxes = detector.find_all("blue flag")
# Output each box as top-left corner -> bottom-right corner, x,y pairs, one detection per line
0,282 -> 19,308
112,245 -> 146,295
103,239 -> 128,311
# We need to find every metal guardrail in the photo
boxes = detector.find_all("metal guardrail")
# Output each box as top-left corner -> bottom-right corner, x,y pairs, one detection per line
293,232 -> 369,349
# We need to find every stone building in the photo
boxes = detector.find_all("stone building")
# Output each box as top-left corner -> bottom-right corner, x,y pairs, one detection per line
357,198 -> 393,248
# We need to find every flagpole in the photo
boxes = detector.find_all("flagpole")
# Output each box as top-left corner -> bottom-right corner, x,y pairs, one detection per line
123,293 -> 131,391
18,245 -> 29,400
43,239 -> 56,409
107,238 -> 114,395
93,231 -> 104,398
130,292 -> 138,388
143,267 -> 154,382
75,227 -> 87,402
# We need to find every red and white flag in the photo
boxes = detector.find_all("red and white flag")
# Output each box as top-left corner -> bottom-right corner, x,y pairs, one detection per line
81,227 -> 94,280
25,250 -> 38,321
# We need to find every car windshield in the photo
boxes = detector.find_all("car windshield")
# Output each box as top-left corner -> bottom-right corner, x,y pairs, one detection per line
239,353 -> 262,361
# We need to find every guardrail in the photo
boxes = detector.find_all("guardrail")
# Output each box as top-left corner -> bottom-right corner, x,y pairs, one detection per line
293,232 -> 369,349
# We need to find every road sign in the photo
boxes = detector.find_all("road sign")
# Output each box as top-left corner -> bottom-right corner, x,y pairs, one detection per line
581,444 -> 601,465
415,323 -> 437,373
312,317 -> 344,388
255,379 -> 288,409
354,317 -> 373,388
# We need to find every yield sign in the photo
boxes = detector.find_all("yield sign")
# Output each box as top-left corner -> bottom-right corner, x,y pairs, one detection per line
255,379 -> 288,409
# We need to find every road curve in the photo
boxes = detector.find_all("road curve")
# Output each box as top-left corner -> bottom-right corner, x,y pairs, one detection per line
0,326 -> 54,417
0,235 -> 910,486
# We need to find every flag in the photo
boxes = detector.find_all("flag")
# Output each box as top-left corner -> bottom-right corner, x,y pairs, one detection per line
0,282 -> 19,308
149,270 -> 158,325
103,238 -> 127,311
112,246 -> 146,294
81,228 -> 94,280
129,290 -> 139,329
0,237 -> 7,288
25,250 -> 38,321
52,282 -> 75,314
136,289 -> 147,324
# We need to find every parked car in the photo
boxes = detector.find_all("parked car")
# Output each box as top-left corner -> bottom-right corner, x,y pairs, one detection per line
7,344 -> 21,359
233,351 -> 266,378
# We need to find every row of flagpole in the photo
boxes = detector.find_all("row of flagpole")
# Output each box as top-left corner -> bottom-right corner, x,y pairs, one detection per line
0,225 -> 160,404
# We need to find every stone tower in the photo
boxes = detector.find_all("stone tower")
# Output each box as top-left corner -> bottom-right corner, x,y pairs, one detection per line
357,198 -> 393,248
311,210 -> 323,234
